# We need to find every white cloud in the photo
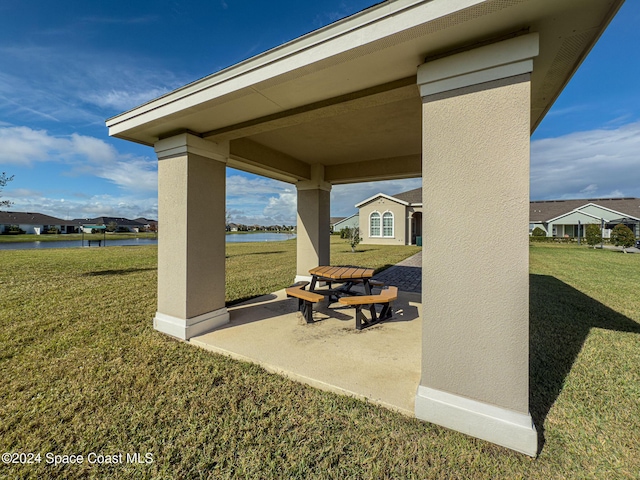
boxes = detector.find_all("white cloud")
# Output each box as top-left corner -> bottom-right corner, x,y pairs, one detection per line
225,172 -> 297,225
82,88 -> 171,111
0,127 -> 68,165
0,126 -> 157,191
263,193 -> 296,222
226,173 -> 293,196
531,121 -> 640,200
6,192 -> 157,221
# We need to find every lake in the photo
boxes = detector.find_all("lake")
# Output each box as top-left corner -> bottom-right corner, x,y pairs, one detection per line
0,233 -> 295,250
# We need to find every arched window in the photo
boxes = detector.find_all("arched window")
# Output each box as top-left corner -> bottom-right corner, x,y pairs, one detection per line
369,212 -> 381,237
382,211 -> 394,237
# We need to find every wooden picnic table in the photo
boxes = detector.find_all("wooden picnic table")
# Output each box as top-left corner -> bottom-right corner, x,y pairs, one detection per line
308,265 -> 375,295
307,265 -> 384,326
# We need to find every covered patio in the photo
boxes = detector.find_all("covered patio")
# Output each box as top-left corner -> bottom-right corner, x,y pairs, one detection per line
191,289 -> 423,416
107,0 -> 623,456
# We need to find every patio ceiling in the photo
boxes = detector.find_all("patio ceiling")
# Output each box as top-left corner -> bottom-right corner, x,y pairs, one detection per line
107,0 -> 622,184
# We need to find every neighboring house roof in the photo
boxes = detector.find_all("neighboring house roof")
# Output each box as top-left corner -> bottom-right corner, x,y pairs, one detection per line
333,213 -> 359,227
392,187 -> 422,205
546,209 -> 605,224
355,187 -> 422,208
530,198 -> 640,222
330,217 -> 346,225
134,217 -> 158,225
356,193 -> 409,208
0,211 -> 75,226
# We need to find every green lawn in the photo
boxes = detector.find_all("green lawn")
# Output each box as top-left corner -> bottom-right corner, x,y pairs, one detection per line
0,241 -> 638,478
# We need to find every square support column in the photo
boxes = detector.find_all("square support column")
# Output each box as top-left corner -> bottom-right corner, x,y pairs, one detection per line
154,134 -> 230,340
295,165 -> 331,282
415,34 -> 539,456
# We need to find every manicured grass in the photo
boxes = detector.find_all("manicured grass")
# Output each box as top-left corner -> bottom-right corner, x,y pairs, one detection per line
226,236 -> 420,304
0,242 -> 638,478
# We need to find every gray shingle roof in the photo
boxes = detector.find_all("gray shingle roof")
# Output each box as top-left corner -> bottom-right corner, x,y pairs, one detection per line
530,198 -> 640,222
391,188 -> 421,204
0,211 -> 74,225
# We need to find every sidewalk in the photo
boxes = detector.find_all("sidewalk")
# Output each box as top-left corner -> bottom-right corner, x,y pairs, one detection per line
372,251 -> 422,293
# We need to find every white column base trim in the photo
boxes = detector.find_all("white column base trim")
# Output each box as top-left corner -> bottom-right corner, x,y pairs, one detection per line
415,386 -> 538,456
154,308 -> 229,340
294,275 -> 313,284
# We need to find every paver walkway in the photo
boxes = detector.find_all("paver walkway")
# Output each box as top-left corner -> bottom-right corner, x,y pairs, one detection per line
372,251 -> 422,293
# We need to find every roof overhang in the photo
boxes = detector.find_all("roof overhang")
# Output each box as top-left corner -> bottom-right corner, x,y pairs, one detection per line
107,0 -> 624,185
547,203 -> 640,223
356,192 -> 409,208
332,212 -> 359,225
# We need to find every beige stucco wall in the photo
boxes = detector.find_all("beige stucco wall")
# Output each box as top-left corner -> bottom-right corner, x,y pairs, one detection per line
157,153 -> 226,319
297,188 -> 331,276
421,75 -> 531,414
359,197 -> 407,245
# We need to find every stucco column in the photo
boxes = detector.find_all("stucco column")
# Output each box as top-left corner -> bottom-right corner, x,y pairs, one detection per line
295,164 -> 331,282
415,34 -> 539,456
153,133 -> 230,340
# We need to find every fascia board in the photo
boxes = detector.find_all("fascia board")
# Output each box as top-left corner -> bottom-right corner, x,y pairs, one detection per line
546,209 -> 597,223
355,193 -> 409,208
577,203 -> 640,221
333,212 -> 359,226
107,0 -> 485,133
545,205 -> 627,223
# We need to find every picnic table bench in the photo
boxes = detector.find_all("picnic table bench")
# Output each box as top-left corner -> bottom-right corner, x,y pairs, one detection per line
87,240 -> 102,247
339,286 -> 398,330
285,281 -> 324,324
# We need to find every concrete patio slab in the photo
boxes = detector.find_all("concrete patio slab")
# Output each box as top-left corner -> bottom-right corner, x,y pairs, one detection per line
190,288 -> 422,415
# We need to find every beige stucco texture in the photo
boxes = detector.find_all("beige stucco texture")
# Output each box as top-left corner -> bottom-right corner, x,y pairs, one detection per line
296,188 -> 331,277
157,153 -> 227,320
421,75 -> 531,414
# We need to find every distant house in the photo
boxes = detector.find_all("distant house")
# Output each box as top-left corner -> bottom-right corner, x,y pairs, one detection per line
331,214 -> 359,233
530,198 -> 640,238
71,217 -> 146,233
226,223 -> 239,232
0,211 -> 77,234
355,188 -> 422,246
134,218 -> 158,232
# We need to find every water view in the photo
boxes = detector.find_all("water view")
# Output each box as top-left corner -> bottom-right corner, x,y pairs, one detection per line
0,233 -> 295,250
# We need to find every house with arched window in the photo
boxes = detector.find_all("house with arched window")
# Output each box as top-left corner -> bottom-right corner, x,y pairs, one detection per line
356,188 -> 422,245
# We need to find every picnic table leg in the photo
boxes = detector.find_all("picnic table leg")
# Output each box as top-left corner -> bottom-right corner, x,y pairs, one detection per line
363,279 -> 378,320
298,299 -> 314,324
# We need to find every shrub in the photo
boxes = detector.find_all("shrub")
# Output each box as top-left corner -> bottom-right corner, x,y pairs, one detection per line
610,224 -> 635,252
585,224 -> 602,248
5,225 -> 25,235
342,226 -> 362,252
531,227 -> 546,237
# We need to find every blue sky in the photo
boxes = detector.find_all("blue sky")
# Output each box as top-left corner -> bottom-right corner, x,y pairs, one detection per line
1,1 -> 639,224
